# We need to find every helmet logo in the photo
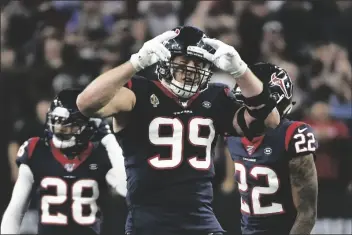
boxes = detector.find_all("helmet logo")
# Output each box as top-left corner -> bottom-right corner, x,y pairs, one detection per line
270,72 -> 291,98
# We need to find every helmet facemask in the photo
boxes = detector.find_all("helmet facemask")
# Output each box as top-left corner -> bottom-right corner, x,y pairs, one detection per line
157,55 -> 213,99
47,106 -> 90,157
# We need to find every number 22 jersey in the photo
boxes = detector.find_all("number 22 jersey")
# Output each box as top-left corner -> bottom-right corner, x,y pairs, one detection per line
227,119 -> 318,235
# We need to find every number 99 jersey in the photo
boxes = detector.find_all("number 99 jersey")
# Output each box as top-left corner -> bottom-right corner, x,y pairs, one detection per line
227,119 -> 318,235
116,76 -> 241,233
16,137 -> 113,235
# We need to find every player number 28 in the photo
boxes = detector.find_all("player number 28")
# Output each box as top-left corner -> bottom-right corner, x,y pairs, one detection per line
148,117 -> 215,170
41,177 -> 99,225
235,163 -> 284,215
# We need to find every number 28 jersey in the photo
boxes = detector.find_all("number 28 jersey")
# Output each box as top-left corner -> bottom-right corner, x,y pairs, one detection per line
116,76 -> 241,208
16,138 -> 113,235
227,119 -> 318,235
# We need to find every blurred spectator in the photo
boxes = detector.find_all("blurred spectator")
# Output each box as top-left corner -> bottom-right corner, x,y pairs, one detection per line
260,20 -> 305,117
138,1 -> 181,38
309,43 -> 351,103
303,102 -> 351,217
7,98 -> 51,182
238,1 -> 271,64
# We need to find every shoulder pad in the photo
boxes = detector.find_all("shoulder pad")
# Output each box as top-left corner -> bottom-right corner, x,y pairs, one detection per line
124,75 -> 149,90
285,122 -> 318,158
207,83 -> 233,98
16,137 -> 41,167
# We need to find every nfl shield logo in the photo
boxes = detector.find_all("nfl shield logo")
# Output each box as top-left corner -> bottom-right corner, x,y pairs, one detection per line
64,163 -> 75,172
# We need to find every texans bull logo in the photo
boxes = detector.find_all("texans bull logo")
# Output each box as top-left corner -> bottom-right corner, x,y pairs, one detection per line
270,71 -> 293,99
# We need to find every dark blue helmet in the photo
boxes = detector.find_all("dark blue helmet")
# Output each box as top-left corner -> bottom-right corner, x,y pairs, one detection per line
233,62 -> 294,118
45,88 -> 96,157
156,26 -> 215,99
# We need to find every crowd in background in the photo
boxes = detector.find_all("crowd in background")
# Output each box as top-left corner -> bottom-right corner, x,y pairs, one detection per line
1,1 -> 351,234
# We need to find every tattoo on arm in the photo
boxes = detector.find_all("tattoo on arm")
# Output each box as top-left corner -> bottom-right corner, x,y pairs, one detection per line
289,154 -> 318,235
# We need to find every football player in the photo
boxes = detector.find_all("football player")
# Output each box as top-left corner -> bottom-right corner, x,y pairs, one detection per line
1,89 -> 127,235
76,26 -> 281,235
227,62 -> 318,235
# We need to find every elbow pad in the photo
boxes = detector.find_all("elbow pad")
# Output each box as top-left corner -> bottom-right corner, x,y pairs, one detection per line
243,87 -> 277,120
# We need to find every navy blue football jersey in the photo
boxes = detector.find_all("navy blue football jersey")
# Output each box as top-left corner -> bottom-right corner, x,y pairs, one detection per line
16,137 -> 113,235
116,76 -> 241,234
227,119 -> 318,235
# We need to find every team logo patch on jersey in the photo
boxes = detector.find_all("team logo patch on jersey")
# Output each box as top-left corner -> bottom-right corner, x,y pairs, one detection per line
246,145 -> 254,155
89,164 -> 98,170
202,101 -> 212,108
64,163 -> 75,172
150,94 -> 159,107
264,147 -> 272,155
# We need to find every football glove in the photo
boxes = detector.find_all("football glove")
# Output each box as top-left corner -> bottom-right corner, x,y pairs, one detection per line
130,31 -> 178,72
202,38 -> 248,78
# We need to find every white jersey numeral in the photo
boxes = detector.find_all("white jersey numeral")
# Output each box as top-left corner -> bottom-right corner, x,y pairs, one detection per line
148,117 -> 215,170
235,163 -> 284,215
41,177 -> 99,225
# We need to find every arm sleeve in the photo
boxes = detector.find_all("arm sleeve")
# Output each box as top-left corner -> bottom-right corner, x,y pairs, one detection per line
285,122 -> 319,159
213,86 -> 242,136
1,164 -> 34,234
102,134 -> 127,197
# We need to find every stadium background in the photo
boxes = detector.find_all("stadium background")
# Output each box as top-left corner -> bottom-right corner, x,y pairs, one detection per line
0,1 -> 351,234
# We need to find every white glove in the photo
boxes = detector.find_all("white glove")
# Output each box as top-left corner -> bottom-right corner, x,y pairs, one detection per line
130,31 -> 178,72
202,38 -> 248,78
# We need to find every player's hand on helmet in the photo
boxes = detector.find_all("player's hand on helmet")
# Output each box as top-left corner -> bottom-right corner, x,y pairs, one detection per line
130,31 -> 178,72
202,38 -> 248,78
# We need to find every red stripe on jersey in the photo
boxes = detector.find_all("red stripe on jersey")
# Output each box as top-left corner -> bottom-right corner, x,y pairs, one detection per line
50,141 -> 94,171
28,137 -> 40,159
285,122 -> 304,151
126,80 -> 133,89
224,87 -> 230,96
241,135 -> 264,156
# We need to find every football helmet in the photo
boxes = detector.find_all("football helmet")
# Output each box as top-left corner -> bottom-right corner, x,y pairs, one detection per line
156,26 -> 216,99
233,62 -> 294,118
45,88 -> 96,157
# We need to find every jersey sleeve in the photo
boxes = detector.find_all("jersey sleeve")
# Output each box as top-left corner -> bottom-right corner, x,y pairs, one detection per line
15,137 -> 40,168
285,122 -> 318,159
212,85 -> 242,136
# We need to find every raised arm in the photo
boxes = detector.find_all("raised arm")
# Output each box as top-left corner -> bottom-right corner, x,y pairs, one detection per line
1,164 -> 34,234
76,31 -> 178,118
201,38 -> 280,131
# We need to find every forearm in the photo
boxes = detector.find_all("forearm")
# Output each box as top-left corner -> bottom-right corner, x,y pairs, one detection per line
289,154 -> 318,235
77,61 -> 136,116
234,69 -> 263,98
290,212 -> 316,234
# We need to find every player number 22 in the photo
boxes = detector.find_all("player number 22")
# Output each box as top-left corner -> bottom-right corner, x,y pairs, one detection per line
41,177 -> 99,225
293,132 -> 316,153
235,163 -> 284,215
148,117 -> 215,170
